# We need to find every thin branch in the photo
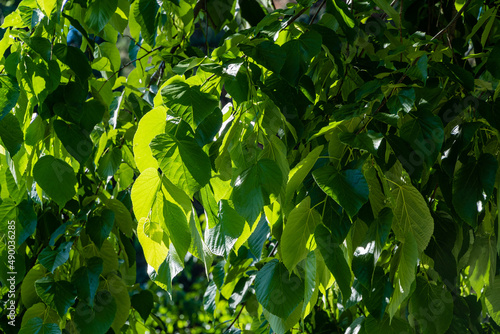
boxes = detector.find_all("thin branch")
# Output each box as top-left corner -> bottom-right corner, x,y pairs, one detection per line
122,34 -> 149,52
201,73 -> 217,88
270,0 -> 276,11
97,46 -> 162,93
193,0 -> 207,22
223,304 -> 245,334
431,0 -> 472,41
309,0 -> 326,25
282,6 -> 309,30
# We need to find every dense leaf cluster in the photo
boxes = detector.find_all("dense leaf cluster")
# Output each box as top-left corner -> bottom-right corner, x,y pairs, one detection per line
1,0 -> 500,333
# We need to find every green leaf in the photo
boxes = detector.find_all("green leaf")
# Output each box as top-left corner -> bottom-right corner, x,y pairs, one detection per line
21,264 -> 46,309
206,199 -> 246,256
33,155 -> 77,208
363,314 -> 412,334
363,267 -> 394,320
133,106 -> 167,172
161,81 -> 218,130
0,75 -> 20,121
151,243 -> 185,294
468,235 -> 496,296
286,145 -> 323,205
326,0 -> 356,41
367,207 -> 393,262
73,290 -> 117,334
452,154 -> 498,227
97,42 -> 121,72
248,214 -> 270,260
106,273 -> 131,332
53,120 -> 93,165
408,54 -> 428,84
109,0 -> 129,33
399,111 -> 444,166
485,276 -> 500,325
388,233 -> 418,319
388,88 -> 415,114
195,107 -> 223,146
172,57 -> 205,75
137,217 -> 169,271
26,36 -> 52,62
21,303 -> 60,329
131,167 -> 161,221
225,69 -> 249,104
97,147 -> 122,179
25,115 -> 46,146
409,276 -> 453,334
240,41 -> 286,74
160,193 -> 191,260
255,259 -> 304,318
104,198 -> 133,237
86,209 -> 115,249
132,0 -> 159,46
19,317 -> 61,334
189,209 -> 214,270
35,276 -> 77,317
81,99 -> 106,133
52,44 -> 91,81
313,166 -> 369,219
203,280 -> 217,315
281,197 -> 321,273
370,0 -> 400,28
315,224 -> 352,301
71,257 -> 103,307
441,62 -> 474,91
238,0 -> 265,26
280,31 -> 322,85
339,130 -> 383,157
232,159 -> 283,225
391,183 -> 434,253
84,0 -> 118,33
36,0 -> 57,16
131,290 -> 154,321
0,112 -> 23,156
38,241 -> 73,273
487,44 -> 500,79
151,132 -> 211,197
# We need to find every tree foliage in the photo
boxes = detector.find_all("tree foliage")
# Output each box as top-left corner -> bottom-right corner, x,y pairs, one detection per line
1,0 -> 500,333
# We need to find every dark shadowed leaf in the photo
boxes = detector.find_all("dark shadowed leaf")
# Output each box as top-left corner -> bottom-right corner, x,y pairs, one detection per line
35,276 -> 77,317
232,159 -> 283,225
0,75 -> 19,121
255,259 -> 304,318
313,166 -> 369,219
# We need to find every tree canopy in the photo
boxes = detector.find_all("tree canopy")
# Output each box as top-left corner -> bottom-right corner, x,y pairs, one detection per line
1,0 -> 500,333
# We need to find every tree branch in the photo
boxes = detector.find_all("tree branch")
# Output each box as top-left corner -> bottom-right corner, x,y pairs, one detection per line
309,0 -> 326,25
97,46 -> 162,93
223,304 -> 245,334
431,0 -> 472,41
282,6 -> 309,30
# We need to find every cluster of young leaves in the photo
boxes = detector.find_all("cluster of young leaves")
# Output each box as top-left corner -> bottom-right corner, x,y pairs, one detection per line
2,0 -> 500,333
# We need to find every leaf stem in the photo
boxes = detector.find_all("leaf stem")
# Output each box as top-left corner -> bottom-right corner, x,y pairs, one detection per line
98,46 -> 163,93
309,0 -> 326,25
282,6 -> 309,30
223,303 -> 245,333
431,0 -> 472,41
